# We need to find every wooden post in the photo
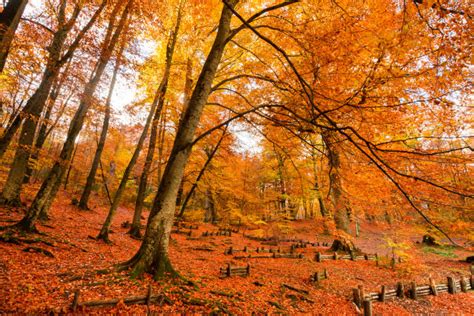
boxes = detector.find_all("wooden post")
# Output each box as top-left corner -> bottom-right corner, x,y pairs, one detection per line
146,284 -> 152,310
396,282 -> 404,298
429,278 -> 438,296
411,282 -> 417,299
334,252 -> 338,260
316,252 -> 321,262
324,268 -> 329,279
363,300 -> 372,316
353,288 -> 362,308
364,254 -> 368,260
226,264 -> 231,277
315,272 -> 320,282
380,285 -> 386,302
72,289 -> 80,311
460,277 -> 467,293
358,285 -> 365,302
375,253 -> 379,266
246,264 -> 251,276
447,276 -> 455,294
244,246 -> 247,252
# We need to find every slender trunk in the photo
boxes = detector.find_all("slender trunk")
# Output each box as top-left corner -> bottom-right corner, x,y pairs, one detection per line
121,0 -> 238,279
13,1 -> 130,233
24,59 -> 73,184
177,126 -> 227,219
204,188 -> 216,223
129,13 -> 181,238
322,132 -> 350,233
0,0 -> 28,72
63,143 -> 78,190
175,58 -> 194,210
79,35 -> 124,210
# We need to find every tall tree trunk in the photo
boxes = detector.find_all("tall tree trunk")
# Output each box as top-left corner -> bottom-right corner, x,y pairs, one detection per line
0,0 -> 105,158
120,0 -> 238,279
12,1 -> 130,233
310,145 -> 328,217
0,0 -> 28,72
177,125 -> 227,219
23,59 -> 73,184
322,131 -> 350,233
129,12 -> 181,238
204,188 -> 216,223
78,32 -> 126,210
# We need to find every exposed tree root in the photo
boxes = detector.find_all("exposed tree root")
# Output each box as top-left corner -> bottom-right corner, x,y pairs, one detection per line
23,246 -> 54,258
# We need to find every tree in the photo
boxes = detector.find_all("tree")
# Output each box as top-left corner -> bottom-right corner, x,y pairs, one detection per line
0,0 -> 28,72
0,0 -> 106,205
120,0 -> 241,278
128,7 -> 182,239
78,21 -> 129,210
11,0 -> 132,232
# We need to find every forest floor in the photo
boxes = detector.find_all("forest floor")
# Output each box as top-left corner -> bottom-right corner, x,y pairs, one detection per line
0,190 -> 473,314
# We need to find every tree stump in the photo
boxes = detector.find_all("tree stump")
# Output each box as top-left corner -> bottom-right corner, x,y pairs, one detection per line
330,238 -> 357,252
422,234 -> 440,246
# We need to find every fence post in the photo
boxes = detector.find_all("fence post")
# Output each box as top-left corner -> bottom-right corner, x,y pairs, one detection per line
429,278 -> 438,296
316,252 -> 322,262
447,276 -> 455,294
358,285 -> 365,302
324,268 -> 329,279
353,288 -> 362,308
315,272 -> 320,282
72,289 -> 80,311
380,285 -> 386,302
396,282 -> 404,298
363,300 -> 372,316
244,246 -> 248,253
226,264 -> 231,277
375,253 -> 379,266
246,264 -> 251,276
410,282 -> 417,299
146,284 -> 152,308
460,277 -> 467,293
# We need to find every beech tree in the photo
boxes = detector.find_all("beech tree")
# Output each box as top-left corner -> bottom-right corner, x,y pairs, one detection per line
12,0 -> 132,232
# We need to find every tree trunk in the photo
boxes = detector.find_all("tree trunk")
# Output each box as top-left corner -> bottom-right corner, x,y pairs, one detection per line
121,0 -> 238,279
78,34 -> 124,210
322,132 -> 350,233
177,125 -> 227,219
129,13 -> 181,238
0,0 -> 28,72
24,59 -> 73,184
12,1 -> 129,233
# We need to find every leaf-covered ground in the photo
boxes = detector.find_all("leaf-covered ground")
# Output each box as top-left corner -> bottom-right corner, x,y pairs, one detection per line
1,192 -> 473,314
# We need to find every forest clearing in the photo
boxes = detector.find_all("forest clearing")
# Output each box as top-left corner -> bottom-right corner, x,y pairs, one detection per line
0,0 -> 473,314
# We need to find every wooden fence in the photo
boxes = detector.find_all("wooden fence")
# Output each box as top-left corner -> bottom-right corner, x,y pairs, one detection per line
354,275 -> 474,316
219,264 -> 250,278
202,230 -> 231,237
310,269 -> 329,283
233,253 -> 304,260
315,251 -> 380,263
